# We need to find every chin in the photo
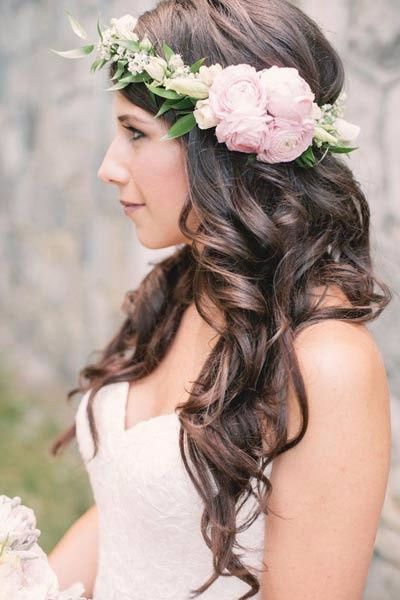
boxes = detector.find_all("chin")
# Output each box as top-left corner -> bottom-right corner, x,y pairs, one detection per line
137,235 -> 186,250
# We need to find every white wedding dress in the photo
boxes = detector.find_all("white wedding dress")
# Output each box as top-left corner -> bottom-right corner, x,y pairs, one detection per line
75,381 -> 273,600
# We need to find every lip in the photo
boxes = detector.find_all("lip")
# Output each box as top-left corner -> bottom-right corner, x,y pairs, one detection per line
120,200 -> 145,208
120,200 -> 146,215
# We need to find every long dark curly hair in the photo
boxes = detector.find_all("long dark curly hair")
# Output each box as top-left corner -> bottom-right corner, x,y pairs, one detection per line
51,1 -> 393,598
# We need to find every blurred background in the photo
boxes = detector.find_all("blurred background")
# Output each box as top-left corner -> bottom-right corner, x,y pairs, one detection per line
0,1 -> 399,597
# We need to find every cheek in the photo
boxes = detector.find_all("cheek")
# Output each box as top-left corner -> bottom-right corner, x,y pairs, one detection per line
133,141 -> 189,212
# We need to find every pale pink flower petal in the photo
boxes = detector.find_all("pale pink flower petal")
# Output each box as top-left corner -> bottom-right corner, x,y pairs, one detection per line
215,112 -> 273,154
208,64 -> 269,120
257,117 -> 315,164
259,66 -> 315,121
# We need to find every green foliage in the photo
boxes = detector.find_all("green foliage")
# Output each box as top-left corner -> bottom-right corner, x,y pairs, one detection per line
49,45 -> 94,59
162,43 -> 175,62
65,11 -> 88,40
328,145 -> 358,154
0,366 -> 92,554
296,146 -> 316,168
161,112 -> 197,140
145,82 -> 182,100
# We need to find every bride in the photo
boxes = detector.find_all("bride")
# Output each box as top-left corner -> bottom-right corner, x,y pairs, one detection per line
48,1 -> 392,599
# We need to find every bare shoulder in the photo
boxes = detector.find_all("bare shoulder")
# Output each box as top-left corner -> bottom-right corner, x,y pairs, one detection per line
261,286 -> 392,600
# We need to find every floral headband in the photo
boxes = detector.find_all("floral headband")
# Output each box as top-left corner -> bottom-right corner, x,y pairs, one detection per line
50,11 -> 360,168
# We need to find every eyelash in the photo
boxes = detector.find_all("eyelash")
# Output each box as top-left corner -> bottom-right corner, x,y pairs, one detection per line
123,126 -> 144,143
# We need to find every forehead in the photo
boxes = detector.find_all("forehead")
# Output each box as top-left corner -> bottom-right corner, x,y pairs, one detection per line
113,92 -> 155,123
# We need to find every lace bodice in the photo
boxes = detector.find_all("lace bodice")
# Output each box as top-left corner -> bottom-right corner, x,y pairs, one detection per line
75,381 -> 272,600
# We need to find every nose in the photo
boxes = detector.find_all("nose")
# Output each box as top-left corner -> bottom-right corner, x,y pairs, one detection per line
97,139 -> 130,185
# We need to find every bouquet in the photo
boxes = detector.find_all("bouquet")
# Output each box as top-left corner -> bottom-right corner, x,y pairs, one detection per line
0,495 -> 87,600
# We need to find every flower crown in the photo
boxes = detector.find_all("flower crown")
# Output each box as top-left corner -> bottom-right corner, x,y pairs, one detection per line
50,11 -> 360,168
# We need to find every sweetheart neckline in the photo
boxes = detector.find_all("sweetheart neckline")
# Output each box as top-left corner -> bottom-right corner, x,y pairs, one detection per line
120,381 -> 180,435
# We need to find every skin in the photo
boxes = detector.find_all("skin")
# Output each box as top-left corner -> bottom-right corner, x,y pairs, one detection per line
97,91 -> 198,250
49,94 -> 391,599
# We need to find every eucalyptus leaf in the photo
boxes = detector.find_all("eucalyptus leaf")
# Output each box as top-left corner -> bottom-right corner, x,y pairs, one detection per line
161,113 -> 197,140
65,11 -> 88,40
49,45 -> 94,59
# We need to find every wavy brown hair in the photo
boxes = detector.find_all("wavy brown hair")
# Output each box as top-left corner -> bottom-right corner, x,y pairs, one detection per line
51,1 -> 393,598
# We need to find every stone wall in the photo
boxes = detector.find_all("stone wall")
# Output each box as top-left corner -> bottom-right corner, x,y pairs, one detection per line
0,1 -> 399,597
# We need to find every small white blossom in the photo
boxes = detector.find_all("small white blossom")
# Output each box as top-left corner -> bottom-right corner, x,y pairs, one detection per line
164,76 -> 209,99
333,118 -> 360,144
139,36 -> 153,52
127,51 -> 150,75
144,56 -> 168,82
193,98 -> 219,129
197,63 -> 223,86
169,65 -> 193,79
168,53 -> 185,72
0,496 -> 40,553
110,14 -> 139,41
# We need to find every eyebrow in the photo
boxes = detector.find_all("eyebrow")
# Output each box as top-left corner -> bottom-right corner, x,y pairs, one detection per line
117,113 -> 154,125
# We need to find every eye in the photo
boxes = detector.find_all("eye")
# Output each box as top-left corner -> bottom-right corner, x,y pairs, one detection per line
123,125 -> 145,143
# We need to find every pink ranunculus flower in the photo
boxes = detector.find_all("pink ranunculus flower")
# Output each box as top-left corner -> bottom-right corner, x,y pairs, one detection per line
215,112 -> 273,154
257,117 -> 315,164
208,64 -> 269,120
259,66 -> 315,121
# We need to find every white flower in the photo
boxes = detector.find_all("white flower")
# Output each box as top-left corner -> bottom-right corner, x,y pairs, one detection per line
197,64 -> 224,87
51,582 -> 86,600
110,14 -> 139,41
313,126 -> 338,145
139,36 -> 153,52
144,56 -> 168,82
164,77 -> 209,99
333,118 -> 360,144
168,53 -> 185,72
312,102 -> 322,122
0,495 -> 40,553
0,543 -> 59,600
193,99 -> 219,129
170,65 -> 192,79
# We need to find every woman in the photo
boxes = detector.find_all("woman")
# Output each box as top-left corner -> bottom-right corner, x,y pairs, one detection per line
48,1 -> 392,599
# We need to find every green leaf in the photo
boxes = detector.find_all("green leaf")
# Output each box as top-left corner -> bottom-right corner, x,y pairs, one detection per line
329,145 -> 358,154
161,112 -> 197,140
96,13 -> 103,42
295,146 -> 316,168
145,82 -> 182,100
117,39 -> 141,52
49,45 -> 94,59
169,97 -> 197,110
155,99 -> 176,118
104,80 -> 131,92
119,72 -> 151,84
65,11 -> 88,40
90,58 -> 107,73
162,43 -> 175,62
111,61 -> 126,80
190,57 -> 206,74
90,59 -> 103,73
